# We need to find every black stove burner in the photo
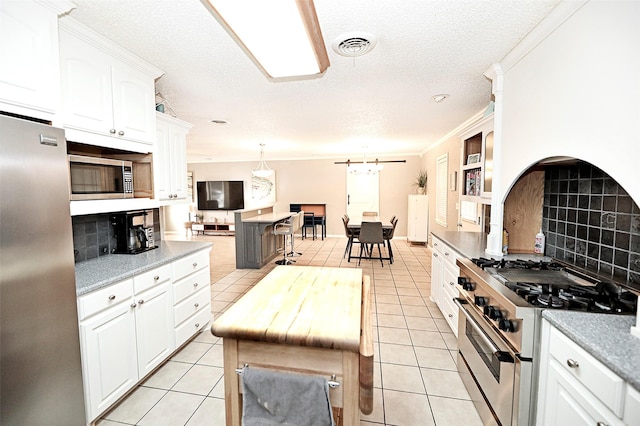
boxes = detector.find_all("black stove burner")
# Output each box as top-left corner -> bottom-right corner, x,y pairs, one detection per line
504,281 -> 637,314
537,294 -> 564,308
470,257 -> 565,271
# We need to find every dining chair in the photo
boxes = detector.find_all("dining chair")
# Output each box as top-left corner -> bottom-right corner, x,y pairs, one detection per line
357,222 -> 384,267
342,215 -> 359,260
383,217 -> 398,264
302,212 -> 316,240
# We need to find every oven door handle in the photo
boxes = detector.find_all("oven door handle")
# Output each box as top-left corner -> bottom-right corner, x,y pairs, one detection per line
454,297 -> 503,356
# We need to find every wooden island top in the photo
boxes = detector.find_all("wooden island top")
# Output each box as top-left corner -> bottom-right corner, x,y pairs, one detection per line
211,265 -> 372,425
211,266 -> 363,352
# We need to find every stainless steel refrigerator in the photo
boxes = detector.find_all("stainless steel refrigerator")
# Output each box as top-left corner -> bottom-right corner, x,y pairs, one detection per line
1,114 -> 86,425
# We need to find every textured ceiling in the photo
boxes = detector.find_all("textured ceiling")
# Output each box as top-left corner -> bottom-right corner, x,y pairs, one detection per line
67,0 -> 560,163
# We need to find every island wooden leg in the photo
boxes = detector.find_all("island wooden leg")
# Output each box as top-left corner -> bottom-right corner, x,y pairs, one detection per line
223,338 -> 241,426
342,350 -> 360,425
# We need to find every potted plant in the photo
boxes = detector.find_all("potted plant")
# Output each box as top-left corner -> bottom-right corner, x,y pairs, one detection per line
414,169 -> 428,194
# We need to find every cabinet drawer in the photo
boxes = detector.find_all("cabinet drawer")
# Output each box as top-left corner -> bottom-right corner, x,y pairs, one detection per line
173,250 -> 209,281
439,290 -> 458,336
173,268 -> 210,305
549,326 -> 624,415
78,279 -> 133,321
133,264 -> 171,295
432,237 -> 445,254
174,287 -> 210,326
175,305 -> 211,347
624,385 -> 640,425
443,263 -> 460,297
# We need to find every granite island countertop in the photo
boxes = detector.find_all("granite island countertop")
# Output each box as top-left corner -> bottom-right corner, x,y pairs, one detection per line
431,230 -> 553,262
75,240 -> 212,296
542,310 -> 640,391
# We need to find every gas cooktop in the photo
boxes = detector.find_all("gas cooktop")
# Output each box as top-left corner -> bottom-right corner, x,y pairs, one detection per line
470,257 -> 638,314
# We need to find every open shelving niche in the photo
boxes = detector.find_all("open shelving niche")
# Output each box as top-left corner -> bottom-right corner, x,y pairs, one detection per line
458,113 -> 494,232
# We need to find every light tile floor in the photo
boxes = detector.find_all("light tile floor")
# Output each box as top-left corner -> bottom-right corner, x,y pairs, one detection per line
97,234 -> 483,426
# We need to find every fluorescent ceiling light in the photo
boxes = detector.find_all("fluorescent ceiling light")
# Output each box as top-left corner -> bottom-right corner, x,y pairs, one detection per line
202,0 -> 330,79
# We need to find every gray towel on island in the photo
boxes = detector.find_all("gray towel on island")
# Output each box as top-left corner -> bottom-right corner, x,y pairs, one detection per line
241,366 -> 334,426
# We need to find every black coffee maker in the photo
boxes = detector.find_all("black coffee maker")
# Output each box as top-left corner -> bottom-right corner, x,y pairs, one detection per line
111,210 -> 156,254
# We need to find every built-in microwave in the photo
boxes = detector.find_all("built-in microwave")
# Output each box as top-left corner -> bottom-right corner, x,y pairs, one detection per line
68,154 -> 133,200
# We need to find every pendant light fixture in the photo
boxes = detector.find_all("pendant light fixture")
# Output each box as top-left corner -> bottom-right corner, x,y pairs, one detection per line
252,143 -> 273,177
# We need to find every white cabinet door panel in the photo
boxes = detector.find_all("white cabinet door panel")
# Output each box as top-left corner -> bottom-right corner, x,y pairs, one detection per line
80,302 -> 137,421
134,282 -> 174,377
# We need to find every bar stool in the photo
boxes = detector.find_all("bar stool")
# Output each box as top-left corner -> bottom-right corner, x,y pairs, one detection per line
274,216 -> 295,265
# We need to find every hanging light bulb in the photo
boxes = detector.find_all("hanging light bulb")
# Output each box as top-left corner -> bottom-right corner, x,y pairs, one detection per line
348,148 -> 383,175
252,143 -> 273,177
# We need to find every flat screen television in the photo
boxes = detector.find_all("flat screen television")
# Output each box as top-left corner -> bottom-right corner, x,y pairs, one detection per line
196,181 -> 244,210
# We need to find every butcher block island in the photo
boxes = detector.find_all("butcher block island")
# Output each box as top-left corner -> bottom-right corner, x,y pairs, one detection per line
211,266 -> 374,425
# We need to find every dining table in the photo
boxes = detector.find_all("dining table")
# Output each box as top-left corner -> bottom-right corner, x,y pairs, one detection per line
346,216 -> 395,264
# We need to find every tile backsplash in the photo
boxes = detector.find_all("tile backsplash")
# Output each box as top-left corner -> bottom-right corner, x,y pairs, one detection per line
72,209 -> 160,262
543,162 -> 640,285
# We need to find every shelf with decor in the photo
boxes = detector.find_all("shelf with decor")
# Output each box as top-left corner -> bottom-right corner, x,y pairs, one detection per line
459,113 -> 493,203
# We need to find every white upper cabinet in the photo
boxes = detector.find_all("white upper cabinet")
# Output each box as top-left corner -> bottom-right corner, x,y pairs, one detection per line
0,0 -> 74,121
59,18 -> 163,153
155,112 -> 192,203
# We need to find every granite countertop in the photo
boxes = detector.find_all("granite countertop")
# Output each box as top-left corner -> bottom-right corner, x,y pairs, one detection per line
431,230 -> 553,262
241,212 -> 293,223
542,310 -> 640,391
75,240 -> 212,296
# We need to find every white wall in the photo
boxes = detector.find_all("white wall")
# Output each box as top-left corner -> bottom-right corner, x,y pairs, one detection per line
499,0 -> 640,205
165,156 -> 422,236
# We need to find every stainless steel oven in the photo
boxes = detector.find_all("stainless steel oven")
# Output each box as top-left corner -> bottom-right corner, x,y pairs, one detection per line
455,256 -> 637,426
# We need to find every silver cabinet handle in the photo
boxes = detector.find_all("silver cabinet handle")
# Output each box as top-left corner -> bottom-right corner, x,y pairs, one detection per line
433,253 -> 438,258
194,303 -> 199,308
444,251 -> 450,256
130,303 -> 137,308
192,262 -> 198,267
108,295 -> 116,300
448,314 -> 453,318
117,130 -> 124,136
138,299 -> 144,304
195,323 -> 200,328
566,359 -> 579,368
596,422 -> 609,426
154,275 -> 160,281
193,283 -> 199,288
449,281 -> 455,286
109,128 -> 116,134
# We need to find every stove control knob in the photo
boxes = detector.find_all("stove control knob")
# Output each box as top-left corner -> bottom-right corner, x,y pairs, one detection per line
484,306 -> 502,319
499,319 -> 515,332
458,278 -> 475,291
474,296 -> 487,307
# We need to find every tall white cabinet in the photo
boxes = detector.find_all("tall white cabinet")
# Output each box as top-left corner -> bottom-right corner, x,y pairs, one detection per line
155,112 -> 192,203
407,194 -> 429,243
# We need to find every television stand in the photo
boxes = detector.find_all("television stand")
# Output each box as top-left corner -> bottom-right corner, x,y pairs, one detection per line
192,222 -> 235,236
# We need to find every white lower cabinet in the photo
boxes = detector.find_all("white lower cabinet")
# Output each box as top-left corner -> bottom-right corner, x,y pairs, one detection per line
78,279 -> 139,423
78,249 -> 211,423
133,282 -> 174,378
537,319 -> 638,426
430,235 -> 459,336
172,249 -> 212,348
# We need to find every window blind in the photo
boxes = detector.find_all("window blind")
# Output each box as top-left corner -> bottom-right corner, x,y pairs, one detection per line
436,154 -> 448,227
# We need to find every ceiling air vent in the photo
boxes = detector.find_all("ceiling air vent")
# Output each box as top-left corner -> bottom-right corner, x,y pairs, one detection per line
332,32 -> 377,57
